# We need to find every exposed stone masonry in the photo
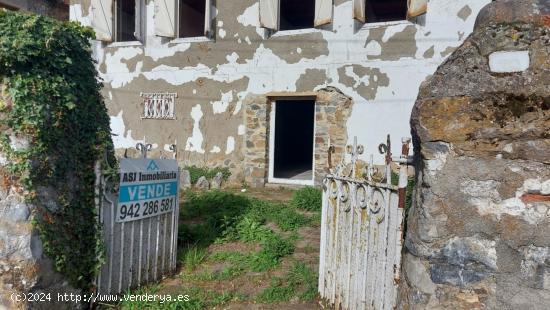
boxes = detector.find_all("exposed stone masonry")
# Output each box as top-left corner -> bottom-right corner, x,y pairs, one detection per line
243,88 -> 353,187
399,1 -> 550,309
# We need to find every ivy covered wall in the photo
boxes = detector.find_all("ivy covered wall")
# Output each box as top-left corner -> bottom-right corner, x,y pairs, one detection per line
0,9 -> 114,306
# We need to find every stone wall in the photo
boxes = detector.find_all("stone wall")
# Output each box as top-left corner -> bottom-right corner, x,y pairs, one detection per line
313,88 -> 353,184
243,94 -> 270,188
0,87 -> 80,310
399,1 -> 550,309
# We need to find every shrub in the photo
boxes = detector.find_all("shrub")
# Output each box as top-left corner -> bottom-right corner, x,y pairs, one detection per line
291,186 -> 322,211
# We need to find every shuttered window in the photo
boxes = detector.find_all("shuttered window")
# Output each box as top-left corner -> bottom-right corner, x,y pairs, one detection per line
91,0 -> 114,42
115,0 -> 136,41
91,0 -> 144,43
155,0 -> 176,37
365,0 -> 408,23
407,0 -> 428,18
178,0 -> 205,37
260,0 -> 333,32
155,0 -> 212,39
355,0 -> 427,24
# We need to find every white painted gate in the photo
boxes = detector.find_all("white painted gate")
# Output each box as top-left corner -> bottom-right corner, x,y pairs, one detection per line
94,143 -> 180,295
318,136 -> 411,310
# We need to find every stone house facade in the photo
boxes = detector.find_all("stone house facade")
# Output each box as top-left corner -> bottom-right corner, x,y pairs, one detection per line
69,0 -> 490,187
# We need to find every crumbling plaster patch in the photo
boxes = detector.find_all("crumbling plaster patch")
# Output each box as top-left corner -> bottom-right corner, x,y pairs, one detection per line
225,136 -> 235,154
110,111 -> 144,149
186,104 -> 205,154
71,0 -> 490,173
211,90 -> 234,114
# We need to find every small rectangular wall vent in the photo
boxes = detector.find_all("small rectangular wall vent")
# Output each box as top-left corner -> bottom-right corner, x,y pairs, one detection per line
141,93 -> 178,120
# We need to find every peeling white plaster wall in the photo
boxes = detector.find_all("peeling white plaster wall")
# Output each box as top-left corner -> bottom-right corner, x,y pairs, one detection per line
211,91 -> 234,114
71,0 -> 490,164
185,104 -> 205,154
238,125 -> 246,135
110,111 -> 144,148
104,47 -> 144,88
225,136 -> 235,155
463,178 -> 550,225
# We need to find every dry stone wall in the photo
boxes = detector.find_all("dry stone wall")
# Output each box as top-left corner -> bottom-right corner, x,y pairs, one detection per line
400,1 -> 550,309
0,96 -> 80,310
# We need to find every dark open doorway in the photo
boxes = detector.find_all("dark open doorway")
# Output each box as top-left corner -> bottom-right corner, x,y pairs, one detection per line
272,100 -> 315,182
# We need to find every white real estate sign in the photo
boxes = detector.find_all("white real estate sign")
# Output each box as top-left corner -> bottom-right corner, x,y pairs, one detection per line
117,158 -> 179,223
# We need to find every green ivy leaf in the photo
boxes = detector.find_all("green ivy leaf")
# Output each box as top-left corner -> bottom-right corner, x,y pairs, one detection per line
0,10 -> 116,292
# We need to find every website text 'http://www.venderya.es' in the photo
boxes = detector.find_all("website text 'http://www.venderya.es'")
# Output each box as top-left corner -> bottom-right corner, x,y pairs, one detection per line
10,292 -> 190,305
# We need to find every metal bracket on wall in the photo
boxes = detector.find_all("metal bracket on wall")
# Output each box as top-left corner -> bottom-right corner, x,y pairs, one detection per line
169,143 -> 177,159
136,142 -> 152,159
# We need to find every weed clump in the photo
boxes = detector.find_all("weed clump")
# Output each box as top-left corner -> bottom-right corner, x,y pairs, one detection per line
256,261 -> 318,303
291,186 -> 322,211
184,165 -> 231,184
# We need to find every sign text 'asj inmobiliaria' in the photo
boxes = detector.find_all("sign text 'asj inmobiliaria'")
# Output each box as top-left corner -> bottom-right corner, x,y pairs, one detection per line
117,158 -> 179,223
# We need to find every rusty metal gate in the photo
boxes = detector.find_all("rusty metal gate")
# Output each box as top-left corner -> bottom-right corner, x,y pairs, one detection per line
94,143 -> 180,295
318,136 -> 411,310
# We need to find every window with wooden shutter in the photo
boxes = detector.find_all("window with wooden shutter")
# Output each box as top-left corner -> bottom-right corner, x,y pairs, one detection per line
279,0 -> 314,31
91,0 -> 114,42
353,0 -> 366,22
314,0 -> 333,27
177,0 -> 210,38
155,0 -> 177,37
260,0 -> 333,32
115,0 -> 137,42
134,0 -> 144,42
259,0 -> 279,31
364,0 -> 408,24
407,0 -> 428,18
204,0 -> 212,37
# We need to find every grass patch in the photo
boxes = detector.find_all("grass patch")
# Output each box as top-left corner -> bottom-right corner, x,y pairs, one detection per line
256,277 -> 295,303
122,190 -> 321,309
179,191 -> 314,249
177,191 -> 320,300
181,270 -> 216,281
290,187 -> 322,211
179,246 -> 208,272
245,199 -> 311,231
256,261 -> 318,303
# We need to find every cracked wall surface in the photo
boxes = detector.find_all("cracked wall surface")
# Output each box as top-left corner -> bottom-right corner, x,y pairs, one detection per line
70,0 -> 490,185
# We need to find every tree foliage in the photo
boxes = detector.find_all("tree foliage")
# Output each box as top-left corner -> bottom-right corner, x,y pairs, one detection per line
0,10 -> 114,290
